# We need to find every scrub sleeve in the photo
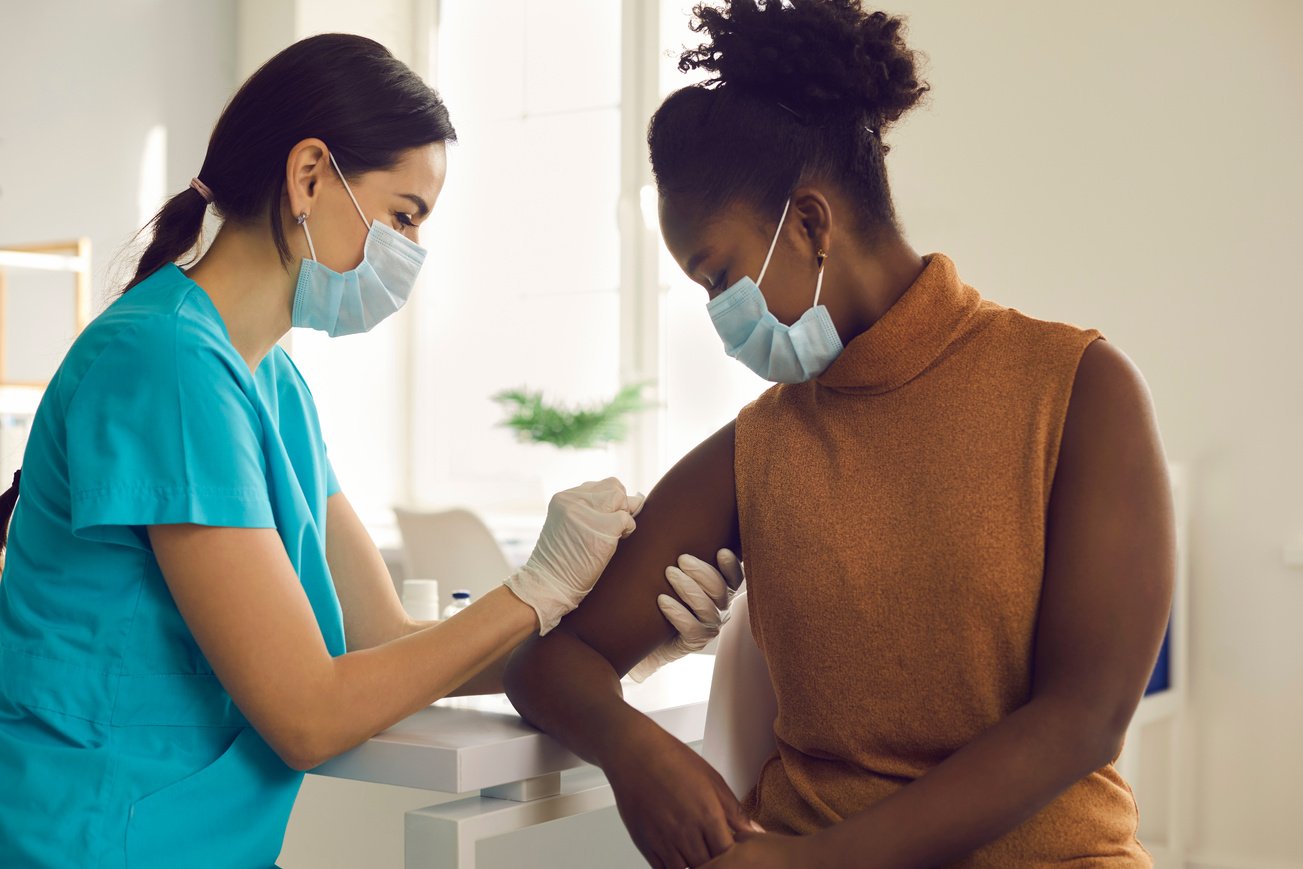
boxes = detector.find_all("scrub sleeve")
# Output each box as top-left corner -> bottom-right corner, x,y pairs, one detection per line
68,312 -> 276,541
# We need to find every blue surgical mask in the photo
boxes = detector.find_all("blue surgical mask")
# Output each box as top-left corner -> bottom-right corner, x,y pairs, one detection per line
292,149 -> 427,337
706,197 -> 843,383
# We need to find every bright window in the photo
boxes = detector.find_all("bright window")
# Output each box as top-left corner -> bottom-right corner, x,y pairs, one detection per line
411,0 -> 625,510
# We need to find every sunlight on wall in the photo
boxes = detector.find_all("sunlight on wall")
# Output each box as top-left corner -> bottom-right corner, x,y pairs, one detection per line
136,124 -> 167,228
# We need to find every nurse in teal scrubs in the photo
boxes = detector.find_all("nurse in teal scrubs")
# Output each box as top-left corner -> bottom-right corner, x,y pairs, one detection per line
0,34 -> 732,868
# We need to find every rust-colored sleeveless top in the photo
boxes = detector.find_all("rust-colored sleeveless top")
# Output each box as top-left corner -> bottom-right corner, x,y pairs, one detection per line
735,254 -> 1148,865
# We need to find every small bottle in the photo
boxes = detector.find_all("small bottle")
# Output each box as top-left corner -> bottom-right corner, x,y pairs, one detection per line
442,590 -> 472,620
401,579 -> 441,622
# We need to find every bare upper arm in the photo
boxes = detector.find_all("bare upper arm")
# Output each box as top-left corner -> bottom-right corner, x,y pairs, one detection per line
1033,339 -> 1175,745
148,523 -> 335,765
555,420 -> 741,676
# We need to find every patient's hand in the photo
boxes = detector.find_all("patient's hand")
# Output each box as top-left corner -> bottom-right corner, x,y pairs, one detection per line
699,829 -> 811,869
605,715 -> 761,868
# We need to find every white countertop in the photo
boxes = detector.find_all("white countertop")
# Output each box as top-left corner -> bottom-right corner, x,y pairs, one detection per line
310,653 -> 714,794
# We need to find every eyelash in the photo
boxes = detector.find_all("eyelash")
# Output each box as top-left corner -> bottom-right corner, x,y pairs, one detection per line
395,213 -> 415,227
710,272 -> 726,291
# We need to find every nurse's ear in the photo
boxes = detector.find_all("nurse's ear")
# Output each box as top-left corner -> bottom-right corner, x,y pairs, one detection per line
284,138 -> 331,221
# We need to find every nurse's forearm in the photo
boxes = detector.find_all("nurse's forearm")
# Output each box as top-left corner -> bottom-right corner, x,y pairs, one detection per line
391,618 -> 513,695
446,648 -> 513,696
298,586 -> 537,769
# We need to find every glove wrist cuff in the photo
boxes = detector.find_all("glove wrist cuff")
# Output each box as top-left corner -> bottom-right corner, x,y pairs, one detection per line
504,569 -> 577,636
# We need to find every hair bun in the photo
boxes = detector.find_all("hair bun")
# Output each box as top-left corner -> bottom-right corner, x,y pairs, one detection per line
681,0 -> 928,130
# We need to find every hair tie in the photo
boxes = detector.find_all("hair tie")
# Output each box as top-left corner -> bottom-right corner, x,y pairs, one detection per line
190,177 -> 214,203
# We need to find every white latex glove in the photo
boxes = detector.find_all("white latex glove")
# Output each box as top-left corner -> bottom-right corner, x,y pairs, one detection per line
628,548 -> 745,682
505,478 -> 645,635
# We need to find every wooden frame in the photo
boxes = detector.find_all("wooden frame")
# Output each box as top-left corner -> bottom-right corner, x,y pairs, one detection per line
0,238 -> 92,388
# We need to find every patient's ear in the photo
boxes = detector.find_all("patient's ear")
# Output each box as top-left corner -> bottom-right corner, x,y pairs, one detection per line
788,187 -> 834,259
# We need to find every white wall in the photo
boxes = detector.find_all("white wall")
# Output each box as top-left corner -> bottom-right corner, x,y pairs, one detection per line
0,0 -> 237,313
879,2 -> 1302,865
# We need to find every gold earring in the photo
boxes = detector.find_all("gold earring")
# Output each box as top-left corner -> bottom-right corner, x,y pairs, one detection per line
816,248 -> 828,269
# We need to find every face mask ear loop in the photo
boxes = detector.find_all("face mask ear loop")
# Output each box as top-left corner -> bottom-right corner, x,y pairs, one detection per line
327,149 -> 371,229
298,214 -> 317,262
757,197 -> 793,287
813,249 -> 827,307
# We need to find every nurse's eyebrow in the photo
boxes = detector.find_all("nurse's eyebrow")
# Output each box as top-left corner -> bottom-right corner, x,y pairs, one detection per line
398,193 -> 430,216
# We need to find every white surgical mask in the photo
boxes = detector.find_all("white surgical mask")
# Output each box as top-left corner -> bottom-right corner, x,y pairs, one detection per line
292,149 -> 427,337
706,197 -> 843,383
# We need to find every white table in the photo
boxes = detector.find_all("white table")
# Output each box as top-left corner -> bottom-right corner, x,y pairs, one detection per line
309,654 -> 714,868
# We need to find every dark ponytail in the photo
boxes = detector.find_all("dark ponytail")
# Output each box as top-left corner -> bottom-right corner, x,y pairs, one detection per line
126,187 -> 211,290
648,0 -> 928,233
123,33 -> 456,292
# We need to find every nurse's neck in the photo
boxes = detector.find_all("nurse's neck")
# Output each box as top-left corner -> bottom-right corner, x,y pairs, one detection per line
185,222 -> 296,373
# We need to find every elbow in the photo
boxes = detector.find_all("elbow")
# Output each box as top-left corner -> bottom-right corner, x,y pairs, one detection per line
245,661 -> 358,772
1030,695 -> 1133,779
279,750 -> 320,774
265,721 -> 335,772
1094,704 -> 1136,769
503,637 -> 569,730
1079,724 -> 1127,776
258,691 -> 350,772
1057,702 -> 1134,776
501,643 -> 538,721
281,740 -> 329,773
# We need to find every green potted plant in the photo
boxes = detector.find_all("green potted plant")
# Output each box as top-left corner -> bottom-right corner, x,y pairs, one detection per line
492,383 -> 650,496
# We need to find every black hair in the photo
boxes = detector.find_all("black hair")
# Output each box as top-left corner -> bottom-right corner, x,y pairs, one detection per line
124,33 -> 456,292
648,0 -> 927,234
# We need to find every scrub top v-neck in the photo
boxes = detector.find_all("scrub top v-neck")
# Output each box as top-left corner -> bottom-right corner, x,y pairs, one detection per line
0,263 -> 345,868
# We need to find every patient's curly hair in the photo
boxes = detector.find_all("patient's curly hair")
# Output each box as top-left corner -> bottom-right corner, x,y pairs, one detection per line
649,0 -> 929,233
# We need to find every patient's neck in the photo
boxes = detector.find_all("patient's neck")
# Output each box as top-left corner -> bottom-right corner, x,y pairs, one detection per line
822,231 -> 926,347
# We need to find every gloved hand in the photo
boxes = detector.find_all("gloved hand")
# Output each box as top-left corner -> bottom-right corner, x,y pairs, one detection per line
505,478 -> 646,635
629,548 -> 745,682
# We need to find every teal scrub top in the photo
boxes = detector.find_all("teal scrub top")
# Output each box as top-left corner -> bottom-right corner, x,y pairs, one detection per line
0,263 -> 346,868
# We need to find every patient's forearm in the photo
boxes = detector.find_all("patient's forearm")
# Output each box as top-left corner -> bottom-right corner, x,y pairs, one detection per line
504,631 -> 654,767
809,697 -> 1120,868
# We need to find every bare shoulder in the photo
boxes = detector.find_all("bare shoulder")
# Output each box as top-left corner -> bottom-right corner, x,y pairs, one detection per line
1070,338 -> 1154,417
1051,337 -> 1171,550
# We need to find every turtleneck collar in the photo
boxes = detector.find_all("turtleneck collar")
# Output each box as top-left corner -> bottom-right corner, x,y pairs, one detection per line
816,253 -> 982,394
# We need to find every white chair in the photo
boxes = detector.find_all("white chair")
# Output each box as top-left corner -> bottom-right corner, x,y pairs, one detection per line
392,507 -> 514,608
700,591 -> 780,800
